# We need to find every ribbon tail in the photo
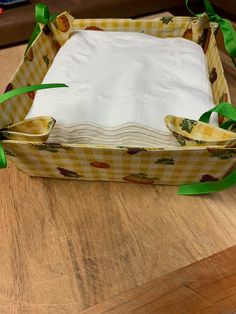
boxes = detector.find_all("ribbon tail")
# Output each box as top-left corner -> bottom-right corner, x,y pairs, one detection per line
218,18 -> 236,60
199,102 -> 236,125
185,0 -> 197,16
0,83 -> 68,168
178,169 -> 236,195
25,24 -> 41,55
0,144 -> 7,169
0,83 -> 68,104
203,0 -> 216,16
25,3 -> 51,54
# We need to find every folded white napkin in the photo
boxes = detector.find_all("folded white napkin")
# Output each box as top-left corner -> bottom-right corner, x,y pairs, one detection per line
26,30 -> 215,145
48,123 -> 180,147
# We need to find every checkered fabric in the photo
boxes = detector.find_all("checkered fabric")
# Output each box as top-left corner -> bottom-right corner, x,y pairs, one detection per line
165,115 -> 236,147
1,11 -> 235,185
0,117 -> 55,142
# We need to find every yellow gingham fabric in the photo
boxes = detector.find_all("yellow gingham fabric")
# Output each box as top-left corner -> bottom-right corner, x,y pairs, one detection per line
1,11 -> 235,185
165,115 -> 236,147
0,29 -> 58,128
0,117 -> 55,142
2,141 -> 236,185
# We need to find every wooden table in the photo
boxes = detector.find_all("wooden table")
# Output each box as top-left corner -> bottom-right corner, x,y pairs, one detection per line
0,22 -> 236,314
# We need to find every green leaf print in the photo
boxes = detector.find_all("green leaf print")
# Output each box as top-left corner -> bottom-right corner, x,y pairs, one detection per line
180,119 -> 197,134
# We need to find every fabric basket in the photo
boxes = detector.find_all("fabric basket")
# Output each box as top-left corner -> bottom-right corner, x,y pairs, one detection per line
1,1 -> 236,195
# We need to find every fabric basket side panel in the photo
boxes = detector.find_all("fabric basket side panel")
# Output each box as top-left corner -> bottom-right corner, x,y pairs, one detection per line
3,142 -> 236,185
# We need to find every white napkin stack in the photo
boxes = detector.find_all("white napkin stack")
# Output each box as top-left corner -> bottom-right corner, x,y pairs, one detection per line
26,30 -> 215,147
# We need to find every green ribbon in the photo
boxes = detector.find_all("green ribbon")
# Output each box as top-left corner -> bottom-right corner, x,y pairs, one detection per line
178,169 -> 236,195
25,3 -> 56,54
0,83 -> 67,104
0,144 -> 7,169
199,101 -> 236,129
185,0 -> 236,66
179,1 -> 236,194
0,83 -> 68,168
179,101 -> 236,195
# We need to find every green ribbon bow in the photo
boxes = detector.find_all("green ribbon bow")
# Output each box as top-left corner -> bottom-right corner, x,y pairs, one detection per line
0,83 -> 68,169
178,1 -> 236,195
199,101 -> 236,129
179,101 -> 236,195
185,0 -> 236,66
25,3 -> 57,54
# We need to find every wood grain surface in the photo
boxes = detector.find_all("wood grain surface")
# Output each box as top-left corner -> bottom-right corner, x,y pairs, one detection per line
80,245 -> 236,314
0,26 -> 236,313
